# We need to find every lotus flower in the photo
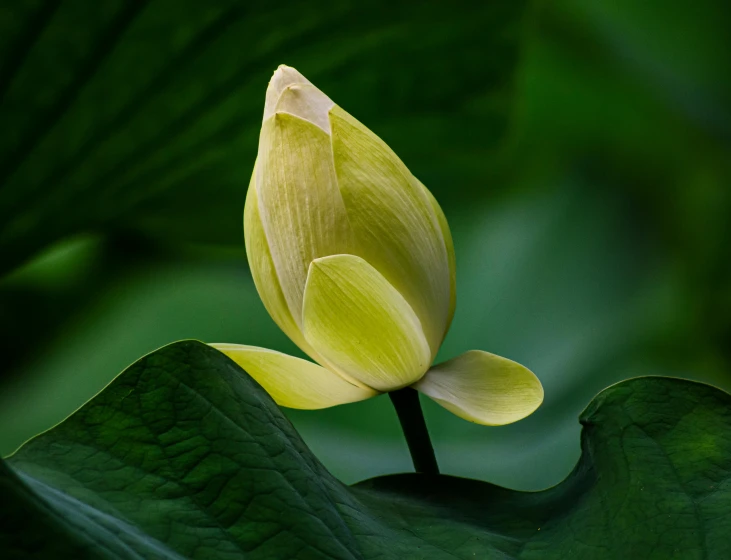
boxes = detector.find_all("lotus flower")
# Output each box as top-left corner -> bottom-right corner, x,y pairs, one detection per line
212,66 -> 543,425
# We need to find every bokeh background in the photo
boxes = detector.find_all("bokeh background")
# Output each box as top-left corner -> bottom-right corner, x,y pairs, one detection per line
1,0 -> 729,490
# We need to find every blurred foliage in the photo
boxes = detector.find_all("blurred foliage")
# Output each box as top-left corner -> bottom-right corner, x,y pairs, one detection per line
1,0 -> 730,492
0,0 -> 525,272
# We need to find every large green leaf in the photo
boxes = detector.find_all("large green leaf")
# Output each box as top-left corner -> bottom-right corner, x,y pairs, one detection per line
0,0 -> 528,275
3,340 -> 730,559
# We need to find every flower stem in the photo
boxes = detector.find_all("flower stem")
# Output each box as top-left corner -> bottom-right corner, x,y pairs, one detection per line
389,387 -> 440,475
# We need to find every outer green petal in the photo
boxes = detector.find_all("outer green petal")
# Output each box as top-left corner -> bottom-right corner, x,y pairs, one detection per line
244,168 -> 322,360
413,350 -> 544,425
329,106 -> 451,359
302,254 -> 432,392
210,344 -> 377,409
256,112 -> 354,329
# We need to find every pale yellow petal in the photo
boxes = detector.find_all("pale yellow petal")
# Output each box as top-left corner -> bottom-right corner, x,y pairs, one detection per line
413,350 -> 544,425
255,112 -> 354,330
421,181 -> 457,342
329,106 -> 451,359
274,83 -> 334,133
264,65 -> 313,121
244,167 -> 320,359
210,344 -> 377,409
302,254 -> 432,392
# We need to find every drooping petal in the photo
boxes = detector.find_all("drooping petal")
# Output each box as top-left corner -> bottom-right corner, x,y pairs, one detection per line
302,254 -> 432,392
413,350 -> 544,425
210,344 -> 377,409
255,112 -> 354,330
329,106 -> 451,359
244,167 -> 321,360
274,83 -> 334,133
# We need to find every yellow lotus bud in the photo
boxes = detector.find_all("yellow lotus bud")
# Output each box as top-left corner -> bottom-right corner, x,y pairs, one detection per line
212,66 -> 543,426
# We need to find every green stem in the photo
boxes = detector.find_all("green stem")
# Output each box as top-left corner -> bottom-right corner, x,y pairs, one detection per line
389,387 -> 440,475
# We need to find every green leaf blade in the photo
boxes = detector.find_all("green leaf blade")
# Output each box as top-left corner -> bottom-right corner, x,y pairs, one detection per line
358,377 -> 731,559
4,341 -> 361,559
3,342 -> 731,559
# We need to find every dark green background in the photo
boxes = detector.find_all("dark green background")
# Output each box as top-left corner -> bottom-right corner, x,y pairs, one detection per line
1,0 -> 730,492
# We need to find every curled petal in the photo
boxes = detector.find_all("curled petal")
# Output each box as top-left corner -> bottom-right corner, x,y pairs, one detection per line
210,344 -> 376,409
413,350 -> 544,425
264,65 -> 313,120
302,254 -> 432,392
274,83 -> 334,133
